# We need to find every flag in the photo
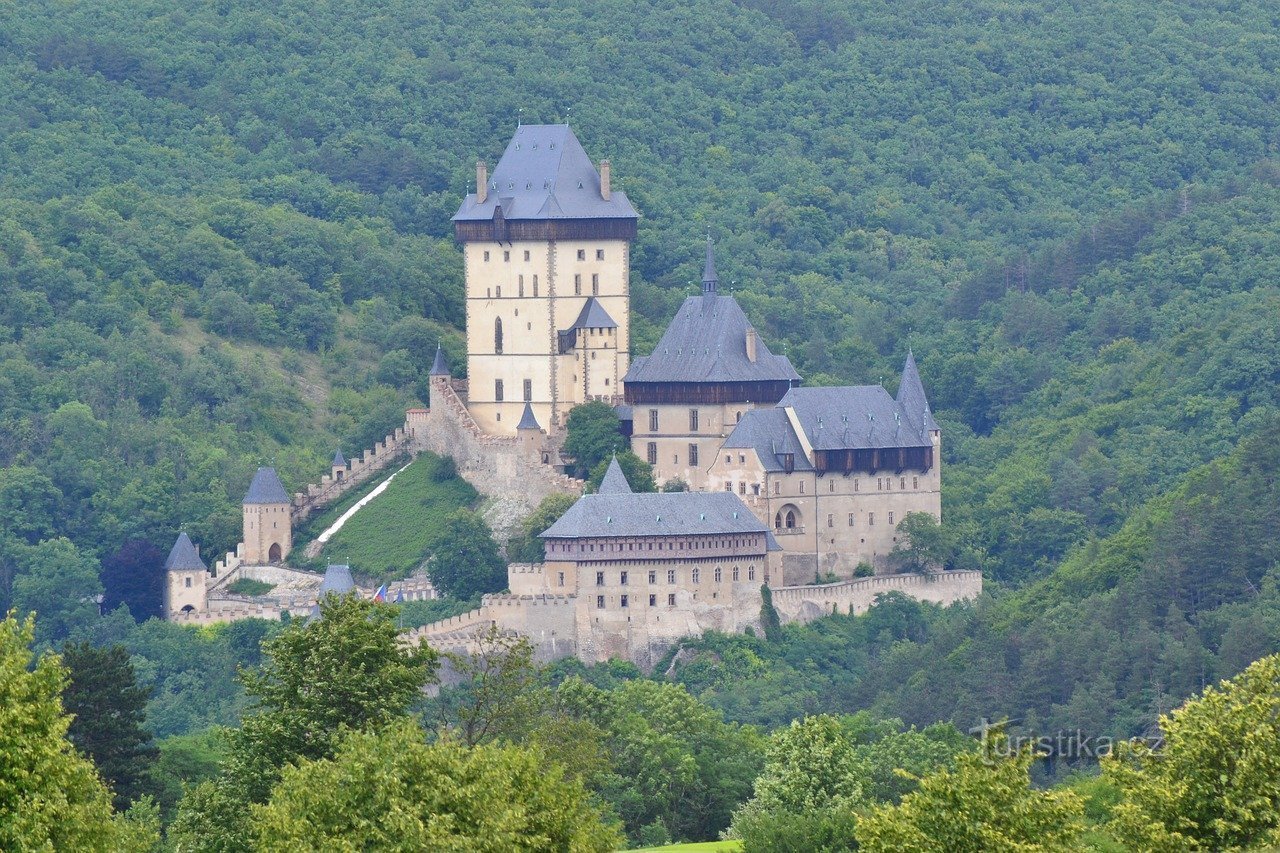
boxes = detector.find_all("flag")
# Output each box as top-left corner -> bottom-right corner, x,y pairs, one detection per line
372,583 -> 387,602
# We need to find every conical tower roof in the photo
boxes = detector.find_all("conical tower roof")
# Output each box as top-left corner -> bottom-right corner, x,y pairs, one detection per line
332,449 -> 347,468
164,532 -> 207,573
896,350 -> 939,433
429,344 -> 450,376
318,564 -> 355,596
517,402 -> 541,431
243,467 -> 289,505
598,455 -> 633,494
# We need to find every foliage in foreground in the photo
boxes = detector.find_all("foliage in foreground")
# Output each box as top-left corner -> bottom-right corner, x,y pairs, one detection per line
171,596 -> 437,850
1104,653 -> 1280,851
0,612 -> 159,851
253,719 -> 622,851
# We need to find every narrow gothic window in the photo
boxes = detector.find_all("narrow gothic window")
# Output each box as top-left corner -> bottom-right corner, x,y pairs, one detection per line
786,510 -> 796,529
900,477 -> 906,489
621,595 -> 628,608
799,480 -> 805,494
689,409 -> 699,431
647,442 -> 657,465
732,566 -> 740,581
748,566 -> 756,581
714,567 -> 722,582
494,379 -> 504,401
596,249 -> 604,260
483,250 -> 490,261
913,476 -> 919,489
828,513 -> 834,528
848,512 -> 855,526
494,317 -> 503,353
503,250 -> 510,262
725,482 -> 733,491
648,409 -> 658,431
533,274 -> 538,296
597,595 -> 604,609
869,512 -> 875,526
688,444 -> 699,466
574,274 -> 581,295
592,273 -> 599,294
596,571 -> 604,586
523,250 -> 530,261
185,576 -> 192,588
518,275 -> 524,297
523,379 -> 532,401
648,571 -> 656,584
739,482 -> 746,495
667,570 -> 675,584
577,249 -> 586,260
668,593 -> 676,606
889,512 -> 895,525
558,572 -> 564,587
692,568 -> 700,583
649,594 -> 656,606
620,571 -> 628,586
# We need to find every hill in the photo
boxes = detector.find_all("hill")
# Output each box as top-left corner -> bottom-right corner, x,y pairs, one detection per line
0,0 -> 1276,746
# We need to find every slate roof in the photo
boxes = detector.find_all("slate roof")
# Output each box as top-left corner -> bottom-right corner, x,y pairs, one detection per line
541,490 -> 770,540
243,467 -> 289,504
597,456 -> 632,494
779,386 -> 933,450
429,344 -> 450,376
332,450 -> 347,468
517,402 -> 541,431
624,293 -> 800,384
453,125 -> 638,222
164,532 -> 207,573
318,564 -> 355,596
721,408 -> 814,471
569,297 -> 618,329
896,351 -> 939,433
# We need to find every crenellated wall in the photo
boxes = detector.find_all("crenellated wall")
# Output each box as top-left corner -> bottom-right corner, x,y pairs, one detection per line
769,570 -> 983,624
291,427 -> 414,523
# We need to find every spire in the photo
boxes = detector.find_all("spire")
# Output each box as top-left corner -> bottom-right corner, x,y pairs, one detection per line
429,343 -> 450,376
702,235 -> 718,295
517,402 -> 541,431
598,454 -> 633,494
332,449 -> 347,468
243,467 -> 289,505
896,349 -> 939,433
318,564 -> 355,597
164,532 -> 207,573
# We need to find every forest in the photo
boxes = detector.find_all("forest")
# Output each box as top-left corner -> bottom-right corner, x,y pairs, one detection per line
2,0 -> 1280,847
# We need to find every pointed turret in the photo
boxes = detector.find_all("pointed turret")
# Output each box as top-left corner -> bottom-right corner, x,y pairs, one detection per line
332,449 -> 347,468
243,467 -> 289,505
896,350 -> 939,433
517,402 -> 541,432
598,454 -> 633,494
164,532 -> 207,573
702,236 -> 718,295
318,564 -> 356,597
429,344 -> 450,376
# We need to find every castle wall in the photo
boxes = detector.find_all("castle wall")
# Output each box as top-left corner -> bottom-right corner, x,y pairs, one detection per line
291,426 -> 413,523
769,570 -> 983,624
410,381 -> 583,532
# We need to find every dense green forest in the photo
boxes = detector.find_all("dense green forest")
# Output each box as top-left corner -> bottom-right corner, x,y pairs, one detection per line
3,0 -> 1280,845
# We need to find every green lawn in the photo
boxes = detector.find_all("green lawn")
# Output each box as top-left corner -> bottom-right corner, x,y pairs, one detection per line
627,843 -> 741,853
319,453 -> 478,580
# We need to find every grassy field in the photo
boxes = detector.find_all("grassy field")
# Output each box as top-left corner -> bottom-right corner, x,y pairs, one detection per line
318,453 -> 478,579
291,453 -> 412,553
627,843 -> 741,853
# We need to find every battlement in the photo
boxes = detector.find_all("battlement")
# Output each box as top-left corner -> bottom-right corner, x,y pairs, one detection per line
291,426 -> 413,523
770,570 -> 982,624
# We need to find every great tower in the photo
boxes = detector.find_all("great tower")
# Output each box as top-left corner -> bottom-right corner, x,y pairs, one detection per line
453,125 -> 638,435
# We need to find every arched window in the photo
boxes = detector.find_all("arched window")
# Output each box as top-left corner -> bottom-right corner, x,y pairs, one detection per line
494,317 -> 503,354
786,510 -> 796,529
774,512 -> 782,528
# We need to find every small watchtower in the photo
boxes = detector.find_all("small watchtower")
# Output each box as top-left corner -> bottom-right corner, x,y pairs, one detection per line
242,466 -> 292,564
164,531 -> 208,617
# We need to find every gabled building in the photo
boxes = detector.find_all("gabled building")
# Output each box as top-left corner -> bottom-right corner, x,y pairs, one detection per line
453,125 -> 638,435
706,353 -> 941,583
624,239 -> 800,488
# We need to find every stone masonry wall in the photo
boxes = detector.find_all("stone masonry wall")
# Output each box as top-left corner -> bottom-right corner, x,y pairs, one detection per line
769,570 -> 983,624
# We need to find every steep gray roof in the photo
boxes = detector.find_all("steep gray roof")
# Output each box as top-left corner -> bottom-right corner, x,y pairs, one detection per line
429,344 -> 450,376
624,294 -> 800,384
721,408 -> 814,472
896,351 -> 939,433
517,402 -> 541,431
243,467 -> 289,504
541,491 -> 769,539
332,450 -> 347,468
318,564 -> 355,596
598,456 -> 632,494
779,386 -> 932,450
453,125 -> 638,222
569,297 -> 618,330
164,532 -> 207,573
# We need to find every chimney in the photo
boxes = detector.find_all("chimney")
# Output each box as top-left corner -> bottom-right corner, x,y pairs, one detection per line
599,159 -> 611,201
476,160 -> 488,204
745,327 -> 758,362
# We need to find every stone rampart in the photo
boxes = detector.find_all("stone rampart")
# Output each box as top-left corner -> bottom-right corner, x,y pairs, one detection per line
291,427 -> 413,524
769,570 -> 982,625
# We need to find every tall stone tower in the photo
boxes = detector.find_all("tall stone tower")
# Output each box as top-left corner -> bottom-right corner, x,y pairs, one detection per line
242,466 -> 292,564
163,531 -> 207,617
453,125 -> 639,435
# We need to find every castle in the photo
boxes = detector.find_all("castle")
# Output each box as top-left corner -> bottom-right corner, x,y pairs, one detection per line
165,126 -> 979,666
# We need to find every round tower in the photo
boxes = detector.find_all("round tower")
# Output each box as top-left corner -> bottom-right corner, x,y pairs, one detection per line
242,466 -> 292,564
